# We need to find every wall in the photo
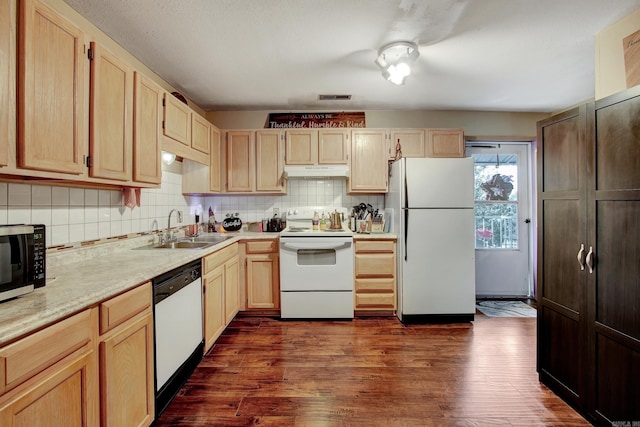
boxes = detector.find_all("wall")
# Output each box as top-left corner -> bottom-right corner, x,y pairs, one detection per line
0,163 -> 189,247
189,180 -> 384,225
207,109 -> 549,137
0,161 -> 383,247
595,8 -> 640,99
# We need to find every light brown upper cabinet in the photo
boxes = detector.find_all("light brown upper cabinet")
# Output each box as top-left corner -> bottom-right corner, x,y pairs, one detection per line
285,129 -> 317,165
0,0 -> 12,168
191,113 -> 211,155
209,126 -> 222,192
256,130 -> 285,193
318,129 -> 349,164
163,92 -> 191,146
349,129 -> 388,193
18,0 -> 85,175
426,128 -> 465,158
285,129 -> 349,165
389,129 -> 425,159
88,41 -> 133,181
133,72 -> 162,185
226,130 -> 255,192
224,130 -> 285,194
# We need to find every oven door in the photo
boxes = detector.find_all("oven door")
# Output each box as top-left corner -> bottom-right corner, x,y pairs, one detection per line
279,236 -> 353,291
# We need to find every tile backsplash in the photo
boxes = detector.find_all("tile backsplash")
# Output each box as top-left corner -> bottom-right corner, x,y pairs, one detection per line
0,163 -> 384,247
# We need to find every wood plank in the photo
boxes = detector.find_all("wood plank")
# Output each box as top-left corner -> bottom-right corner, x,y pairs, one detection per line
154,315 -> 591,426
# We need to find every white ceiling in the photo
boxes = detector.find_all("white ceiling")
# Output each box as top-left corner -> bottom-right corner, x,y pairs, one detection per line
63,0 -> 640,113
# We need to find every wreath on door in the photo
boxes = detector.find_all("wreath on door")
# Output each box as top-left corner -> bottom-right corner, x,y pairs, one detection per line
481,174 -> 513,200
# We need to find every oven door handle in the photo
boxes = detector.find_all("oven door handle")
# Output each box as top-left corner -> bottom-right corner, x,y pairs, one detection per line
281,241 -> 351,251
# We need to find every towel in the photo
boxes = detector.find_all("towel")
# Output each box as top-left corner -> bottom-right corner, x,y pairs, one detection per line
123,188 -> 141,208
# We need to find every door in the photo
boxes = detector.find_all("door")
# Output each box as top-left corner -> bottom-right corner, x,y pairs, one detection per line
19,0 -> 85,174
466,143 -> 533,297
133,72 -> 162,184
89,41 -> 132,181
402,208 -> 475,316
405,157 -> 474,208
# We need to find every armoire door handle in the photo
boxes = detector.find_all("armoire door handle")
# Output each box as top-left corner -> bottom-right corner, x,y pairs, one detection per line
585,246 -> 595,274
576,244 -> 585,271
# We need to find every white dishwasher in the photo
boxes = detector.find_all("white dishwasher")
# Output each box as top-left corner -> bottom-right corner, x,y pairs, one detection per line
153,259 -> 203,416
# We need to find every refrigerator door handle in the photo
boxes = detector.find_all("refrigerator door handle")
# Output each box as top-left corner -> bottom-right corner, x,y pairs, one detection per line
404,208 -> 409,261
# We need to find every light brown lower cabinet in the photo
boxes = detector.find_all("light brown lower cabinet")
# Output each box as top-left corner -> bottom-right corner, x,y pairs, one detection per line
0,308 -> 100,426
98,282 -> 154,427
244,240 -> 280,310
0,282 -> 155,427
354,239 -> 397,311
203,243 -> 239,353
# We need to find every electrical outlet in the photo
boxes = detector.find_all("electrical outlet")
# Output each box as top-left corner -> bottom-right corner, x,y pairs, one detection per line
273,207 -> 279,216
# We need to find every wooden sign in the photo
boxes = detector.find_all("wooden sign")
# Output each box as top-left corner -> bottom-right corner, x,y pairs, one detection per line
266,112 -> 365,128
623,28 -> 640,88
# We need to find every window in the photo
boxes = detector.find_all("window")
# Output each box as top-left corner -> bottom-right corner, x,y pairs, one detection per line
472,153 -> 519,249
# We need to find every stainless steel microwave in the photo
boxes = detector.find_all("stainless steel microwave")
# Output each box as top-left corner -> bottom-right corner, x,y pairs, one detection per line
0,225 -> 46,303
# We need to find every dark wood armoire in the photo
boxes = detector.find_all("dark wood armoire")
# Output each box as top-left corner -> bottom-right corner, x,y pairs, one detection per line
537,85 -> 640,425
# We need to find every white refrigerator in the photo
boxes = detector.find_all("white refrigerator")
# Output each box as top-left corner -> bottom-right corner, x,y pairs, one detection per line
386,157 -> 476,322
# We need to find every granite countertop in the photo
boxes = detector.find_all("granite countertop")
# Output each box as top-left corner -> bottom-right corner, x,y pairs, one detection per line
0,231 -> 275,346
0,230 -> 396,346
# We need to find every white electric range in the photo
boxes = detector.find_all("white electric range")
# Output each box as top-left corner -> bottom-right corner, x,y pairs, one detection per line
279,207 -> 354,319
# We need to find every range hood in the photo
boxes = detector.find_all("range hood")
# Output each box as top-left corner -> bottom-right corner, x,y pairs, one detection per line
283,165 -> 349,179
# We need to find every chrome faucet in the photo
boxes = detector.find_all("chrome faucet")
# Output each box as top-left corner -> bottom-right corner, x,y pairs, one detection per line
165,209 -> 183,242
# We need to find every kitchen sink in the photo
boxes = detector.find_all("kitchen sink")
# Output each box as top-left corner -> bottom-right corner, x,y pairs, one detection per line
183,235 -> 233,244
153,241 -> 213,249
150,234 -> 233,249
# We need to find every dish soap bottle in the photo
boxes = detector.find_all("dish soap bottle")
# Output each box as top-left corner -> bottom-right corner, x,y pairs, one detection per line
320,212 -> 327,230
312,211 -> 319,230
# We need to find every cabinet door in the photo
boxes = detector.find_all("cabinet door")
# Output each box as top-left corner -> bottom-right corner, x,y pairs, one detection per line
18,0 -> 85,174
246,253 -> 280,309
191,114 -> 210,155
0,0 -> 12,168
589,90 -> 640,423
426,128 -> 465,158
89,41 -> 132,181
203,265 -> 225,352
226,131 -> 254,192
318,129 -> 348,164
209,126 -> 222,192
349,130 -> 388,193
224,258 -> 240,324
285,130 -> 316,165
390,129 -> 425,159
133,72 -> 161,185
256,130 -> 284,192
0,350 -> 99,427
100,312 -> 154,427
163,93 -> 191,146
537,106 -> 588,409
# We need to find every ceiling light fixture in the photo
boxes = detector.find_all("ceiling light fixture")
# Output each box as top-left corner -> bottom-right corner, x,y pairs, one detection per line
375,41 -> 420,85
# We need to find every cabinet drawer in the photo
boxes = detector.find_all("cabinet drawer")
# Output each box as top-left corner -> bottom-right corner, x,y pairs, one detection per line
355,240 -> 395,253
355,253 -> 395,277
355,293 -> 396,309
203,243 -> 238,274
99,282 -> 151,334
355,277 -> 395,292
245,239 -> 278,254
0,308 -> 95,395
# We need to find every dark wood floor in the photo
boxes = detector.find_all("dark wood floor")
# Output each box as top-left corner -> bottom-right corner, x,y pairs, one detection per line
154,314 -> 591,426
